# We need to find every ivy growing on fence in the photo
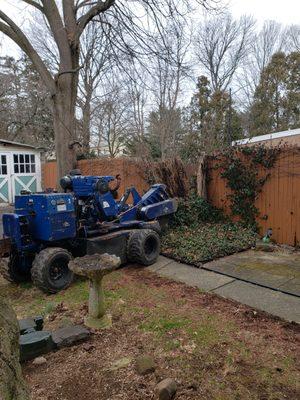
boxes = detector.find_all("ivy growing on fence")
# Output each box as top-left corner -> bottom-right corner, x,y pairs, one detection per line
213,145 -> 281,229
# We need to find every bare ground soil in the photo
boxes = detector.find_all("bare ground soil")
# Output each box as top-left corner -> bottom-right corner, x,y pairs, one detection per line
2,266 -> 299,400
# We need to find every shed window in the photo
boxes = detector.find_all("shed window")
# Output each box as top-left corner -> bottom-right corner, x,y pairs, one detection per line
13,153 -> 36,174
0,154 -> 7,175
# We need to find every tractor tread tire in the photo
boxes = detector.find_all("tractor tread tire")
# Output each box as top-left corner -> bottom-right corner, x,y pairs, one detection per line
127,229 -> 160,266
31,247 -> 73,294
0,256 -> 30,283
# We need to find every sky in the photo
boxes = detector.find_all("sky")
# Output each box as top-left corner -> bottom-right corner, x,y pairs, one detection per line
1,0 -> 300,25
1,0 -> 299,58
230,0 -> 300,25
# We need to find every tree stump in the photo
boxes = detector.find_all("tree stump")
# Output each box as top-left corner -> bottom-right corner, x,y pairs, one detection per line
0,295 -> 29,400
69,253 -> 121,329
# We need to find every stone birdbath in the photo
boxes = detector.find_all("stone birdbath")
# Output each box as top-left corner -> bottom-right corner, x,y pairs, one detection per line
69,253 -> 121,329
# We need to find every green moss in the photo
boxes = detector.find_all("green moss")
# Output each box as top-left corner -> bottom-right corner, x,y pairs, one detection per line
238,261 -> 300,278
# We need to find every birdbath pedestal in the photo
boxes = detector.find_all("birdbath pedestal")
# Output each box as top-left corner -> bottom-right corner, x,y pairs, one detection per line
69,253 -> 121,329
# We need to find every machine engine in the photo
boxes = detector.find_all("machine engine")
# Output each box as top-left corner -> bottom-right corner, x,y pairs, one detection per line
0,173 -> 177,293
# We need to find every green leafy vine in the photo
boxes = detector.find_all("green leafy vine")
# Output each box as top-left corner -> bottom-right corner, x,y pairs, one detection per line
214,145 -> 281,229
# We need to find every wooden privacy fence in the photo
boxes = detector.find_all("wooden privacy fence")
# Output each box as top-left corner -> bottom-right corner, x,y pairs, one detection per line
43,160 -> 57,189
42,158 -> 196,198
43,149 -> 300,246
42,158 -> 149,197
207,147 -> 300,246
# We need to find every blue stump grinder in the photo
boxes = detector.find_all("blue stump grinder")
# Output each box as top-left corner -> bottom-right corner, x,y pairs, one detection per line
0,170 -> 177,293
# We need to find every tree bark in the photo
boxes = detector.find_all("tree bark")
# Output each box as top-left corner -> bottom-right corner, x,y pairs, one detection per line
0,1 -> 122,187
52,43 -> 80,181
0,295 -> 29,400
81,90 -> 92,155
197,153 -> 208,199
52,83 -> 77,180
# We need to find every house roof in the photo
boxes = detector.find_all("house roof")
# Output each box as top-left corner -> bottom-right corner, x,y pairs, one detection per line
0,139 -> 43,150
233,128 -> 300,146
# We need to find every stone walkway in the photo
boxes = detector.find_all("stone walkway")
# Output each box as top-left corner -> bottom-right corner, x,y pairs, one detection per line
148,255 -> 300,324
203,250 -> 300,297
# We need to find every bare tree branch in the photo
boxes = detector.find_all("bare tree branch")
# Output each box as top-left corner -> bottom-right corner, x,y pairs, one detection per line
237,20 -> 283,107
283,24 -> 300,52
77,0 -> 115,38
40,0 -> 72,68
63,0 -> 77,39
22,0 -> 44,12
0,11 -> 55,94
195,13 -> 255,92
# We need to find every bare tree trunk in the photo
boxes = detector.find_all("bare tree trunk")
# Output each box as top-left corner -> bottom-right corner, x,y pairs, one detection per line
0,295 -> 29,399
81,91 -> 92,155
197,153 -> 208,199
0,0 -> 215,180
52,73 -> 78,180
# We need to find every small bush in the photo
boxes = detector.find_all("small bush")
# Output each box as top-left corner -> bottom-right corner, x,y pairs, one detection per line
172,193 -> 224,227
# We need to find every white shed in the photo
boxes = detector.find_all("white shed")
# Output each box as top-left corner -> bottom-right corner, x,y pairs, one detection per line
0,139 -> 43,203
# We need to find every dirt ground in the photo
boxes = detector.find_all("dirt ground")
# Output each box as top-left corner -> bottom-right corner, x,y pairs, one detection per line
2,266 -> 299,400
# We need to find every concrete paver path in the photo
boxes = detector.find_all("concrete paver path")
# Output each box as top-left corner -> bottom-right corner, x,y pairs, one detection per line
203,250 -> 300,297
148,256 -> 300,323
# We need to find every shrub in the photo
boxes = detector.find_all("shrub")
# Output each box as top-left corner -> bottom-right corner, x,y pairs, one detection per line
141,158 -> 191,198
172,193 -> 224,227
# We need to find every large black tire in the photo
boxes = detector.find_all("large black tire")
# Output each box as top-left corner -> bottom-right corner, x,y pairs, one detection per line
31,248 -> 74,294
127,229 -> 160,266
0,255 -> 31,283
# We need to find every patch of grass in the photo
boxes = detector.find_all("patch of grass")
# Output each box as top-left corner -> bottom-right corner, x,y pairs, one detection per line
174,297 -> 188,306
1,265 -> 299,400
43,301 -> 56,315
104,287 -> 128,301
282,355 -> 296,369
162,222 -> 256,264
19,281 -> 34,289
2,279 -> 90,319
189,322 -> 220,347
139,315 -> 191,336
54,280 -> 89,305
163,338 -> 181,351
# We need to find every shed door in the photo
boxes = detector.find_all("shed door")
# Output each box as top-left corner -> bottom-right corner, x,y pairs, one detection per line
0,153 -> 11,203
12,153 -> 38,197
